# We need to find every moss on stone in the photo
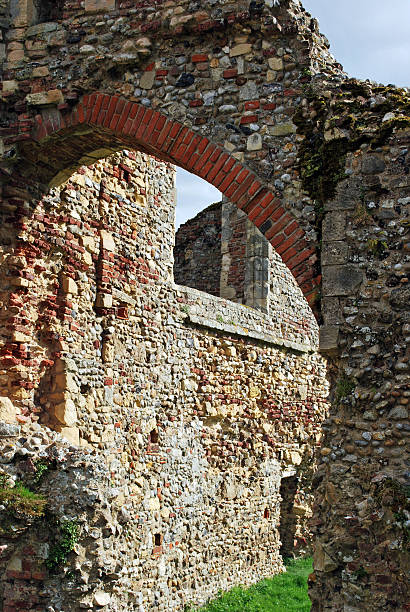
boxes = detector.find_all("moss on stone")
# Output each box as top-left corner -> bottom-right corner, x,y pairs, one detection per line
371,116 -> 410,148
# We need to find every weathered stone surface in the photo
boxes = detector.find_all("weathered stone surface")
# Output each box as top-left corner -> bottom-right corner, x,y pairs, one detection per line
270,122 -> 297,136
85,0 -> 115,12
319,326 -> 339,353
55,398 -> 77,427
0,397 -> 18,423
25,89 -> 63,106
322,265 -> 364,297
140,70 -> 155,90
230,43 -> 252,57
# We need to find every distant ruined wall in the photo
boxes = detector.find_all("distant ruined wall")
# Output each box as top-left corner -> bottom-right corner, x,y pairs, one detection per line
0,150 -> 328,611
174,202 -> 222,298
175,200 -> 318,342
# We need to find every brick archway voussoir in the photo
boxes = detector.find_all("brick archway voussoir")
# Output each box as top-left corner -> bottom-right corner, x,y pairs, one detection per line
32,92 -> 319,306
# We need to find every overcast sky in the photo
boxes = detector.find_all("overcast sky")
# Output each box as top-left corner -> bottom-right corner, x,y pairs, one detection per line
175,0 -> 410,228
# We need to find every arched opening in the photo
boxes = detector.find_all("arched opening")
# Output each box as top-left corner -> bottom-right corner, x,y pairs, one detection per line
0,94 -> 329,610
22,95 -> 319,309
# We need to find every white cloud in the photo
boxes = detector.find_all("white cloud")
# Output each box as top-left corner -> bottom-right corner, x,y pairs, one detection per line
175,168 -> 222,228
302,0 -> 410,87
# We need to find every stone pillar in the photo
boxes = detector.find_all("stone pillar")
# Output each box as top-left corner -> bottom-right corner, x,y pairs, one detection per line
313,138 -> 410,611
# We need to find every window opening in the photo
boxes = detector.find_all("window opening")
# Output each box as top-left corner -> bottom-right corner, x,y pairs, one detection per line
278,474 -> 298,558
154,533 -> 162,546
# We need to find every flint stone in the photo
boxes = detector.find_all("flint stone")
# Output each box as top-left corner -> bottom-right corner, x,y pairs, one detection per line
239,81 -> 258,101
388,406 -> 408,420
140,70 -> 155,90
361,155 -> 386,175
247,133 -> 262,151
0,422 -> 20,437
93,591 -> 111,606
26,22 -> 58,37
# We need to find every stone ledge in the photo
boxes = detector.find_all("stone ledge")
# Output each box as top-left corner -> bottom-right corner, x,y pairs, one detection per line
188,312 -> 312,353
174,284 -> 316,352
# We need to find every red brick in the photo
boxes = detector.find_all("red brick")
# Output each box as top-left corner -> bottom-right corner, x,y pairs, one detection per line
192,54 -> 208,63
166,126 -> 189,155
223,68 -> 238,79
90,93 -> 104,124
205,153 -> 229,182
155,119 -> 174,148
248,205 -> 263,222
228,173 -> 255,202
236,169 -> 250,184
240,114 -> 258,124
135,109 -> 155,139
266,214 -> 290,240
180,135 -> 202,164
193,144 -> 217,173
103,95 -> 120,128
253,203 -> 276,227
287,247 -> 316,270
197,138 -> 209,154
140,110 -> 162,141
218,164 -> 242,192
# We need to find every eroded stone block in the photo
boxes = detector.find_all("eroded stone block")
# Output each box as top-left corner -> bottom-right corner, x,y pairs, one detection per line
322,265 -> 364,297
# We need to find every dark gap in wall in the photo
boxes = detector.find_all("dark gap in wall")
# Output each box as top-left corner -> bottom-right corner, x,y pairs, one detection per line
34,0 -> 65,23
154,533 -> 162,546
149,429 -> 159,444
278,474 -> 298,558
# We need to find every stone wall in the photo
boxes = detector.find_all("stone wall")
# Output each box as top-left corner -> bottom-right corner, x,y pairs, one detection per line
174,202 -> 222,297
0,0 -> 408,609
175,200 -> 318,345
0,150 -> 328,611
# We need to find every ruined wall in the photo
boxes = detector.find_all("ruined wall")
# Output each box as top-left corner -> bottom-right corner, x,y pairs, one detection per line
0,0 -> 408,610
174,202 -> 222,297
175,200 -> 318,344
0,150 -> 328,611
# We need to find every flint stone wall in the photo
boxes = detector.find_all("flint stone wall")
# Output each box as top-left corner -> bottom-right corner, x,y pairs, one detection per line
0,0 -> 409,609
175,200 -> 317,345
0,150 -> 328,611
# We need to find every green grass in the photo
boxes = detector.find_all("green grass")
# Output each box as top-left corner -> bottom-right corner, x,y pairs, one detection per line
0,477 -> 47,517
191,558 -> 312,612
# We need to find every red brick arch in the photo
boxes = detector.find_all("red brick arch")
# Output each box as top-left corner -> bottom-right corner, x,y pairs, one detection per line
31,93 -> 319,307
